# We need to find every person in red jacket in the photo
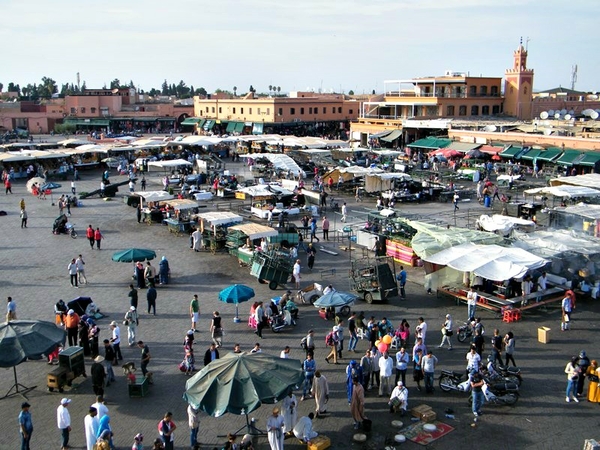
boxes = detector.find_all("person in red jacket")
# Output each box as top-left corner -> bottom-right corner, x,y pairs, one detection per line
94,228 -> 103,250
86,225 -> 95,249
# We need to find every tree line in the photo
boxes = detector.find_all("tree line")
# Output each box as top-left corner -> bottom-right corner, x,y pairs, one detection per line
0,78 -> 285,102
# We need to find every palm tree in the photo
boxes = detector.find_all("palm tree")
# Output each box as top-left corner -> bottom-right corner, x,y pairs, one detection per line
233,86 -> 237,97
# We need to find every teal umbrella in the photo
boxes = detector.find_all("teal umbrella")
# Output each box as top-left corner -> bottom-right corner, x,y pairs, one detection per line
313,291 -> 356,308
183,352 -> 303,418
111,248 -> 156,263
218,285 -> 255,323
40,182 -> 61,205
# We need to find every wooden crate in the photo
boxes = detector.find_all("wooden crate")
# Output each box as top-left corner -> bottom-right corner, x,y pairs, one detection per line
411,404 -> 433,420
422,410 -> 437,423
308,435 -> 330,450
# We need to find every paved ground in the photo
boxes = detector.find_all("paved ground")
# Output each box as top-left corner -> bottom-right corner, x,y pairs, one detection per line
0,162 -> 599,450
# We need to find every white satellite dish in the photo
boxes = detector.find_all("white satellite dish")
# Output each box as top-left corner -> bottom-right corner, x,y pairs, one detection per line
560,108 -> 568,115
554,113 -> 561,119
543,129 -> 553,136
582,109 -> 592,116
591,111 -> 599,120
483,125 -> 497,132
548,109 -> 555,115
569,110 -> 575,115
564,114 -> 572,120
590,94 -> 599,100
540,111 -> 549,119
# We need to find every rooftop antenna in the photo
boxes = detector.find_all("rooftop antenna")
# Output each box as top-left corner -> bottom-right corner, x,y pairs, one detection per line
76,72 -> 80,90
571,64 -> 578,91
525,37 -> 530,51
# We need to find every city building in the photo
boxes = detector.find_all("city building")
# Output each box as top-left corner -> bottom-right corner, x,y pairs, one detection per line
531,87 -> 600,119
190,91 -> 358,138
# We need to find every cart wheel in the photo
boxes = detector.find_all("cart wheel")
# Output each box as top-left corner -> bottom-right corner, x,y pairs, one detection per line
309,294 -> 320,305
48,387 -> 54,392
258,279 -> 268,284
340,305 -> 350,316
364,292 -> 374,303
59,387 -> 64,393
268,280 -> 278,290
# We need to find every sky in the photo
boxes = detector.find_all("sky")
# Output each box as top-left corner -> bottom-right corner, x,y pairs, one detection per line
2,0 -> 599,95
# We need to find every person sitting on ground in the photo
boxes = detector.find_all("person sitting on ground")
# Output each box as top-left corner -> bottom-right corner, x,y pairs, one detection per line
293,413 -> 318,444
389,381 -> 409,415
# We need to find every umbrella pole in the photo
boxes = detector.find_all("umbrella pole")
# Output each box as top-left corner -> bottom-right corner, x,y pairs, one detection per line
2,366 -> 35,400
233,303 -> 241,323
231,414 -> 266,437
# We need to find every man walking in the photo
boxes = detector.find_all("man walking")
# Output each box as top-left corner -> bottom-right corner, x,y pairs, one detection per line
86,224 -> 95,249
467,287 -> 478,321
56,398 -> 72,450
138,340 -> 151,377
147,285 -> 157,315
395,347 -> 410,387
67,258 -> 78,288
19,401 -> 33,450
65,309 -> 80,347
90,356 -> 106,397
94,227 -> 103,250
102,340 -> 116,385
347,313 -> 358,353
76,254 -> 87,284
84,407 -> 99,450
301,353 -> 316,401
187,405 -> 200,449
470,372 -> 484,426
321,216 -> 330,241
124,306 -> 139,346
311,371 -> 329,416
439,314 -> 453,350
20,208 -> 27,228
491,329 -> 503,366
396,266 -> 407,299
190,294 -> 199,332
159,412 -> 177,450
561,292 -> 573,331
422,350 -> 438,393
341,202 -> 348,222
6,296 -> 17,322
379,352 -> 394,397
128,284 -> 138,309
109,321 -> 122,361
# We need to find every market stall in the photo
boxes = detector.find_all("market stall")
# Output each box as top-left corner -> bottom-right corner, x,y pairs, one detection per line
226,223 -> 279,266
162,199 -> 200,235
237,184 -> 300,219
134,190 -> 175,223
192,211 -> 243,253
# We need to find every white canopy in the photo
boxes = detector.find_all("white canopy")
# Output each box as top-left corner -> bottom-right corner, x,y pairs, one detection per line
148,159 -> 193,169
134,190 -> 174,202
477,214 -> 535,235
165,199 -> 199,210
237,184 -> 294,198
193,211 -> 242,226
556,203 -> 600,220
424,242 -> 548,281
229,223 -> 278,240
524,185 -> 600,198
241,153 -> 305,177
58,138 -> 90,146
549,173 -> 600,189
512,229 -> 600,257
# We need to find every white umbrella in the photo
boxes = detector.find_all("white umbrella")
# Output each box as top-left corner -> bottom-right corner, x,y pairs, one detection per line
26,177 -> 45,193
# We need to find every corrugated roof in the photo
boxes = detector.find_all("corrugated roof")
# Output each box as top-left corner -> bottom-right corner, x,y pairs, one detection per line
445,142 -> 482,152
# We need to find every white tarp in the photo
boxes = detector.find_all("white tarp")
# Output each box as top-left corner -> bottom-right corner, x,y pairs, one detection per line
237,184 -> 294,198
148,159 -> 193,169
556,203 -> 600,220
549,173 -> 600,189
241,153 -> 305,177
134,191 -> 174,202
524,185 -> 600,198
193,211 -> 242,226
424,242 -> 548,281
229,223 -> 278,240
512,229 -> 600,257
477,214 -> 535,235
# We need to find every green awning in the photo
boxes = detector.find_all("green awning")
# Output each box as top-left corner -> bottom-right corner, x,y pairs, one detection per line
535,147 -> 563,162
499,145 -> 522,157
77,119 -> 110,126
234,122 -> 245,133
203,120 -> 215,130
133,117 -> 158,122
181,117 -> 202,126
380,129 -> 402,142
226,122 -> 236,133
158,118 -> 175,122
520,149 -> 543,161
576,152 -> 600,167
407,137 -> 452,149
556,149 -> 583,166
252,123 -> 264,135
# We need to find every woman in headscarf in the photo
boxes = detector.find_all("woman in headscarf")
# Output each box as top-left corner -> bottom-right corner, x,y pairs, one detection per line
135,262 -> 146,289
95,429 -> 111,450
159,256 -> 170,285
96,415 -> 114,449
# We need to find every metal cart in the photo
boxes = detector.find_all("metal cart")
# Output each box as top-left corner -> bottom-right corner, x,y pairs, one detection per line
350,256 -> 399,303
47,346 -> 86,392
250,250 -> 293,290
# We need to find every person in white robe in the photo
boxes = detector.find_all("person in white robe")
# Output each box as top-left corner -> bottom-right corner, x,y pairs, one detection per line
267,407 -> 285,450
281,390 -> 297,434
293,413 -> 318,443
84,407 -> 100,450
311,371 -> 329,416
192,229 -> 202,251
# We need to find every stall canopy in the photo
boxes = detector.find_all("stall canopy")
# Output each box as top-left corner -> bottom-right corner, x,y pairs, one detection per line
165,199 -> 199,210
237,184 -> 294,198
228,223 -> 278,240
407,137 -> 452,150
549,173 -> 600,189
524,185 -> 600,198
423,242 -> 548,281
194,211 -> 243,227
379,129 -> 402,142
241,153 -> 305,177
556,203 -> 600,220
148,159 -> 193,169
512,229 -> 600,257
365,173 -> 412,193
134,190 -> 174,202
477,214 -> 535,235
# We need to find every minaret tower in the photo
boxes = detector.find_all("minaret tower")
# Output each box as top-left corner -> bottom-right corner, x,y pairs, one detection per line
504,38 -> 534,120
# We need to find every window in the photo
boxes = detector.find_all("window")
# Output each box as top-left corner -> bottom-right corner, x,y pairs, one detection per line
323,107 -> 326,114
219,107 -> 222,114
211,107 -> 215,113
349,109 -> 353,114
524,87 -> 528,95
332,107 -> 335,113
480,86 -> 488,96
205,107 -> 209,113
241,108 -> 244,114
290,108 -> 295,115
278,108 -> 283,116
482,105 -> 490,115
91,107 -> 96,113
471,105 -> 479,116
491,86 -> 499,96
300,108 -> 305,115
469,86 -> 477,96
70,107 -> 76,114
459,105 -> 467,116
267,108 -> 270,115
338,107 -> 342,113
446,105 -> 455,116
492,105 -> 500,115
510,87 -> 514,94
309,107 -> 312,114
233,107 -> 236,114
257,108 -> 261,114
80,107 -> 86,113
250,108 -> 253,114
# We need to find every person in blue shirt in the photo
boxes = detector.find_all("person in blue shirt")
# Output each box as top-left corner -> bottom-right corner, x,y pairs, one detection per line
397,267 -> 407,299
19,402 -> 33,450
346,360 -> 363,404
301,353 -> 316,401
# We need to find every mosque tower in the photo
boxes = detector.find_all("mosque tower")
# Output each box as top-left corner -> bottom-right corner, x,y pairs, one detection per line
504,39 -> 534,120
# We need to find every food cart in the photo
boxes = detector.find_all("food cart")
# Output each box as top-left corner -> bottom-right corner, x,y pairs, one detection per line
134,191 -> 175,224
192,211 -> 243,253
226,223 -> 279,266
249,249 -> 293,290
350,256 -> 399,303
47,346 -> 86,393
163,199 -> 200,236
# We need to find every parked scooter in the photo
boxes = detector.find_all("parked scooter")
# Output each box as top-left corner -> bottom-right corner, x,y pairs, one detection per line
457,322 -> 474,342
491,361 -> 523,384
439,369 -> 471,393
468,381 -> 519,406
269,310 -> 295,333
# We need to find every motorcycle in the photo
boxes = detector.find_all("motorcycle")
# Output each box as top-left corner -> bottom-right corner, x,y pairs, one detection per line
468,377 -> 519,406
269,310 -> 295,333
439,369 -> 471,393
491,362 -> 523,384
457,322 -> 474,342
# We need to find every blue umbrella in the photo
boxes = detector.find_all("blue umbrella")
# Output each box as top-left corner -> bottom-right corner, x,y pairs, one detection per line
40,182 -> 62,205
218,284 -> 255,323
313,291 -> 357,308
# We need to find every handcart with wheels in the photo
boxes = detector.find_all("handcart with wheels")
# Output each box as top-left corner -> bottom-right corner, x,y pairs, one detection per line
250,250 -> 293,290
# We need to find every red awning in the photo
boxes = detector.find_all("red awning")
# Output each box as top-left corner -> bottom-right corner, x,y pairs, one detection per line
478,145 -> 500,156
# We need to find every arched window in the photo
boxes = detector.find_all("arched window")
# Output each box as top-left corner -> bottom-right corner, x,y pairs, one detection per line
469,86 -> 477,96
471,105 -> 479,116
491,86 -> 499,96
480,86 -> 488,96
459,105 -> 467,116
482,105 -> 490,115
446,105 -> 455,116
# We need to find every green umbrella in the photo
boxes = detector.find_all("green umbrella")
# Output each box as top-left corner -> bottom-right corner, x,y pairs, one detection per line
111,248 -> 157,263
183,352 -> 304,417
